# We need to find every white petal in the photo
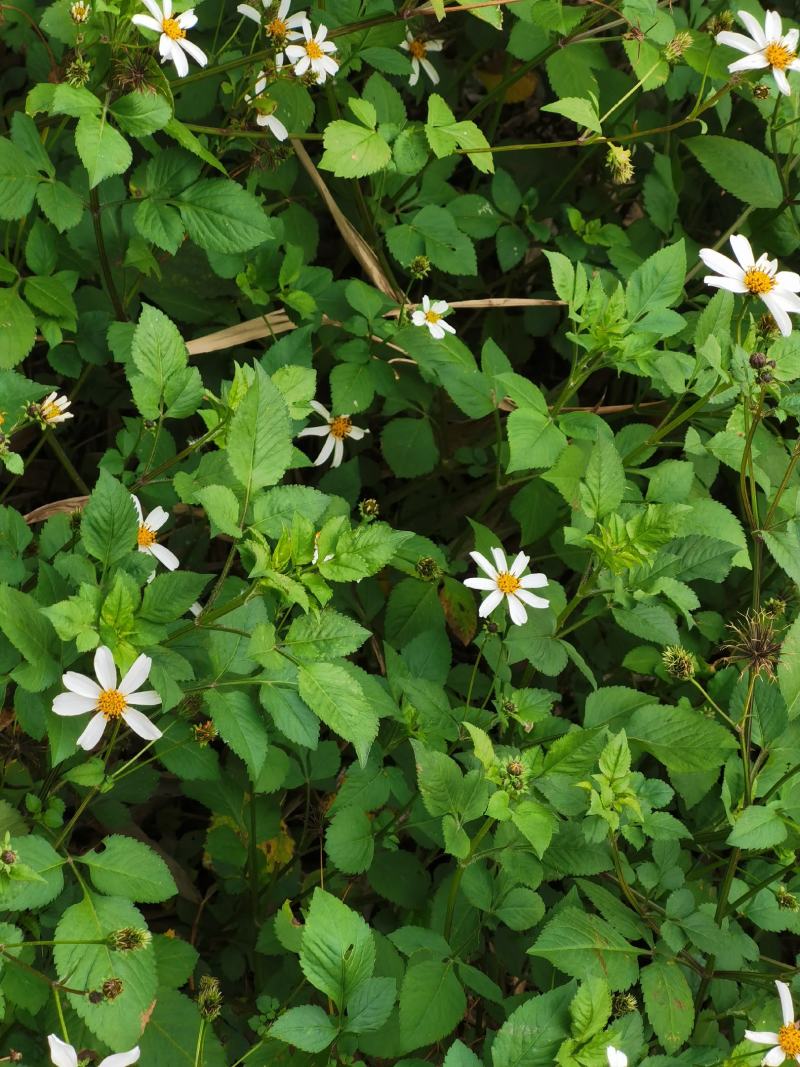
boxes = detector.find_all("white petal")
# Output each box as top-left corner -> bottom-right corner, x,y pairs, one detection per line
179,37 -> 208,67
777,981 -> 795,1026
119,654 -> 152,695
763,293 -> 794,336
267,114 -> 289,140
297,425 -> 332,438
716,29 -> 760,52
277,0 -> 289,16
94,646 -> 117,690
704,275 -> 749,293
300,18 -> 312,39
320,40 -> 337,53
314,433 -> 336,467
776,290 -> 800,312
159,32 -> 176,59
421,58 -> 439,84
509,551 -> 530,577
139,0 -> 165,22
48,1036 -> 79,1067
62,671 -> 102,698
515,588 -> 549,609
776,271 -> 800,292
441,320 -> 456,334
316,23 -> 328,42
730,234 -> 758,270
699,248 -> 744,278
421,295 -> 431,311
309,399 -> 331,421
53,693 -> 97,716
426,39 -> 444,52
763,1047 -> 787,1067
348,425 -> 366,440
320,56 -> 339,76
469,551 -> 498,578
98,1050 -> 141,1067
132,13 -> 162,29
170,41 -> 190,77
491,546 -> 508,572
237,3 -> 261,21
409,58 -> 420,86
411,310 -> 426,325
478,589 -> 503,617
150,543 -> 180,570
745,1032 -> 781,1045
144,506 -> 169,532
122,708 -> 162,741
463,577 -> 498,590
606,1049 -> 628,1067
519,572 -> 548,589
729,51 -> 770,71
77,713 -> 108,751
432,300 -> 449,314
284,44 -> 305,62
124,689 -> 161,706
765,9 -> 782,39
737,9 -> 767,45
332,437 -> 344,467
176,8 -> 197,27
507,593 -> 528,626
785,28 -> 799,51
130,494 -> 143,521
773,67 -> 791,95
428,320 -> 445,339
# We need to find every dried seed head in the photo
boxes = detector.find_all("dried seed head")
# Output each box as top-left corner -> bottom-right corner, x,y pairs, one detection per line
109,927 -> 152,952
415,556 -> 442,582
664,30 -> 693,62
777,885 -> 800,911
409,255 -> 432,279
66,56 -> 93,87
662,645 -> 696,680
198,975 -> 223,1020
102,977 -> 124,1001
193,719 -> 218,746
706,12 -> 734,34
752,83 -> 771,99
613,991 -> 639,1016
721,609 -> 782,679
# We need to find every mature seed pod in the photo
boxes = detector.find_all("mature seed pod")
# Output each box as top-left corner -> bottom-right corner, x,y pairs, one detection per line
198,975 -> 223,1020
664,30 -> 692,63
416,556 -> 442,581
102,977 -> 124,1001
109,927 -> 152,951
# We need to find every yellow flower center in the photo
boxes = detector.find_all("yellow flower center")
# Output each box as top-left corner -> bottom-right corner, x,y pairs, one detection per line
425,309 -> 442,324
744,268 -> 775,295
496,572 -> 520,595
98,689 -> 126,720
266,16 -> 287,35
72,2 -> 88,19
765,40 -> 796,70
779,1023 -> 800,1056
306,39 -> 323,59
410,39 -> 427,59
41,401 -> 61,422
137,524 -> 157,548
162,16 -> 185,39
330,416 -> 352,440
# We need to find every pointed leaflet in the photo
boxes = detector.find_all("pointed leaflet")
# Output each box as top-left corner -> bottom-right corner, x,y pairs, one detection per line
299,888 -> 375,1009
227,364 -> 292,499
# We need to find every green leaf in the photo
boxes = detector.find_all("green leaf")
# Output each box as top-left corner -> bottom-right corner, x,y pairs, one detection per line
569,977 -> 611,1039
227,364 -> 292,496
195,485 -> 242,538
270,1005 -> 338,1052
177,179 -> 275,253
139,571 -> 209,623
345,976 -> 396,1033
326,807 -> 374,874
298,661 -> 379,765
625,240 -> 686,320
541,95 -> 602,133
74,112 -> 133,188
0,289 -> 36,369
509,799 -> 556,858
0,835 -> 64,910
580,438 -> 625,520
382,417 -> 439,477
81,470 -> 138,571
319,119 -> 392,178
206,689 -> 269,781
54,894 -> 158,1047
626,704 -> 737,771
285,610 -> 369,661
685,135 -> 783,209
110,91 -> 172,136
491,985 -> 572,1067
0,137 -> 42,219
131,303 -> 187,387
779,612 -> 800,718
399,959 -> 466,1051
299,887 -> 375,1009
79,834 -> 178,902
425,93 -> 494,173
0,584 -> 60,691
139,989 -> 226,1065
640,960 -> 694,1054
727,803 -> 787,849
528,907 -> 640,989
506,408 -> 567,473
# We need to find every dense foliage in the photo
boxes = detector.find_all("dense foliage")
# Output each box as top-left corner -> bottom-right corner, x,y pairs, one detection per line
3,0 -> 800,1062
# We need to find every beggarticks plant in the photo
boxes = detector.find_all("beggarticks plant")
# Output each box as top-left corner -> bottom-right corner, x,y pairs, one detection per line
4,0 -> 800,1058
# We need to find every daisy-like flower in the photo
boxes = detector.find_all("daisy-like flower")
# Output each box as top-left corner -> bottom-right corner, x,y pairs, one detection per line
700,234 -> 800,337
49,1035 -> 140,1067
131,0 -> 207,79
716,10 -> 800,96
746,980 -> 800,1065
464,546 -> 549,626
411,295 -> 456,340
238,0 -> 305,44
52,646 -> 162,751
400,31 -> 444,86
37,392 -> 73,425
285,21 -> 338,83
132,494 -> 180,571
70,1 -> 90,21
607,1048 -> 628,1067
245,65 -> 289,140
296,400 -> 368,468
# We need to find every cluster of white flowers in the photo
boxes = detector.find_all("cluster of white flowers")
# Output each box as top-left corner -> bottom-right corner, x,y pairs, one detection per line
49,1034 -> 139,1067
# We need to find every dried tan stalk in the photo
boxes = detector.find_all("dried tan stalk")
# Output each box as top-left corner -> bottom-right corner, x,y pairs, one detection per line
25,496 -> 88,523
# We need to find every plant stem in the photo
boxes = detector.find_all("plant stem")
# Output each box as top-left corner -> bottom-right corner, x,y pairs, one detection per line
89,186 -> 126,321
444,817 -> 493,941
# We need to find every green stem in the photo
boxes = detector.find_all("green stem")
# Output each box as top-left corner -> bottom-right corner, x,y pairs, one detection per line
443,818 -> 493,942
45,432 -> 89,495
89,185 -> 126,321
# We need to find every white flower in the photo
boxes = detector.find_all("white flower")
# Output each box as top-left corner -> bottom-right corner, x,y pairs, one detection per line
464,546 -> 549,626
70,1 -> 90,21
52,646 -> 162,751
49,1035 -> 140,1067
238,0 -> 305,43
132,494 -> 180,571
607,1048 -> 628,1067
297,401 -> 368,468
745,980 -> 800,1065
285,21 -> 338,83
131,0 -> 207,79
39,392 -> 73,424
411,295 -> 456,340
699,234 -> 800,337
400,32 -> 444,86
716,10 -> 800,96
245,65 -> 289,140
